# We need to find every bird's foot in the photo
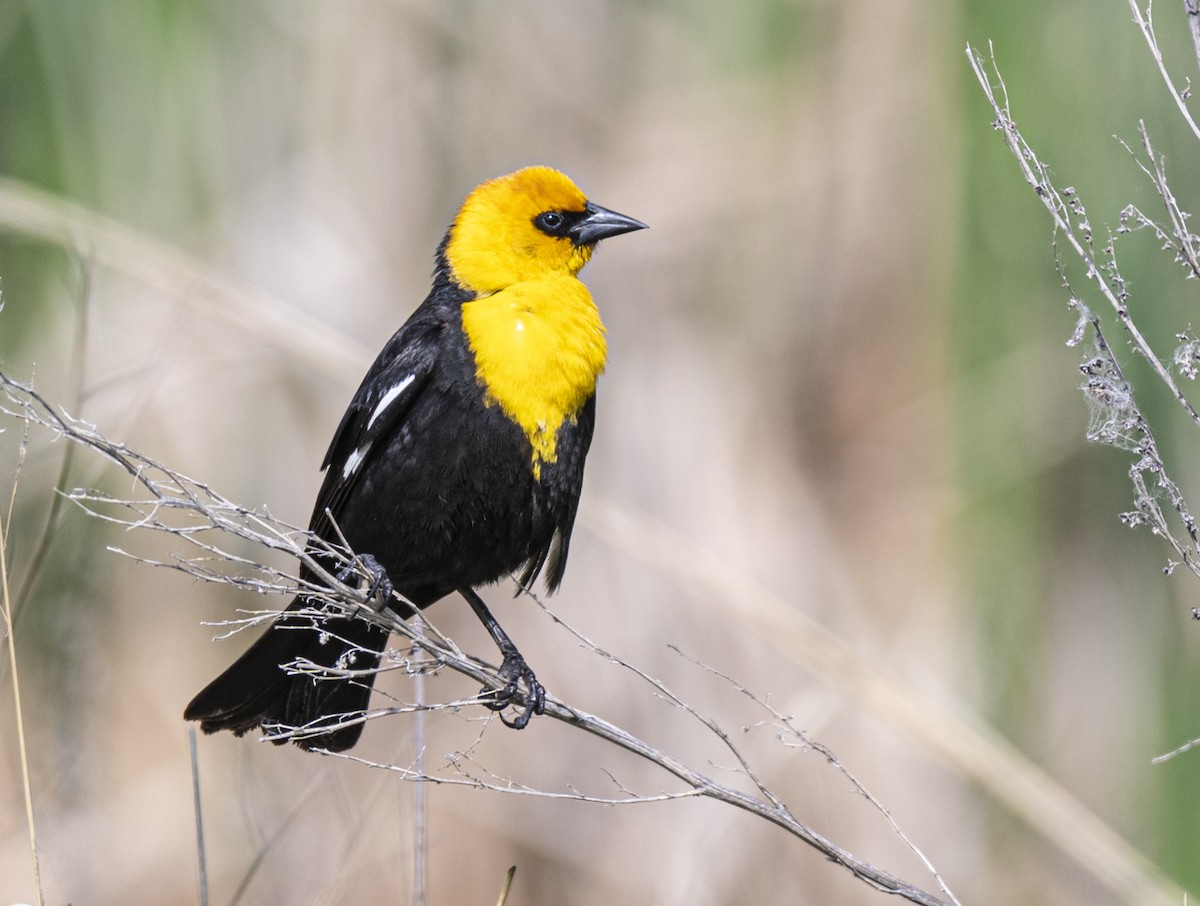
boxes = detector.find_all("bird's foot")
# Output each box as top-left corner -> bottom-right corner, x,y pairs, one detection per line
481,652 -> 546,729
337,553 -> 394,611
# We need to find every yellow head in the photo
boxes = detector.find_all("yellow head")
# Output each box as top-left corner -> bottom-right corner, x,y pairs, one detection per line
452,166 -> 645,476
445,166 -> 645,294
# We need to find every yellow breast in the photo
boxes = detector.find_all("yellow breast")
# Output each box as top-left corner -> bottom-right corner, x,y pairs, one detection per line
461,275 -> 606,477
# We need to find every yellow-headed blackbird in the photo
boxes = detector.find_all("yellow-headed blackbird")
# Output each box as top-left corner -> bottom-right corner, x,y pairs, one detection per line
184,167 -> 645,751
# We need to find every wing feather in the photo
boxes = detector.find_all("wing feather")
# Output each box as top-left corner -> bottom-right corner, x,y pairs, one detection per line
309,322 -> 440,546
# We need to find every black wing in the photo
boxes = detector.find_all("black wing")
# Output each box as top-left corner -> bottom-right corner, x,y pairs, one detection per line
308,319 -> 440,546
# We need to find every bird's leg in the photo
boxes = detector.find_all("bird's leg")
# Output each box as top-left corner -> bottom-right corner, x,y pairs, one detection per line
459,587 -> 546,729
337,552 -> 394,612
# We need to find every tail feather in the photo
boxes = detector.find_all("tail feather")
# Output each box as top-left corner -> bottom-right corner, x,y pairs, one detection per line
184,597 -> 390,752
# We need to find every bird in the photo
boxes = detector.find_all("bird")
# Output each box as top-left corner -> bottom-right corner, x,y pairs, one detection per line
184,166 -> 646,752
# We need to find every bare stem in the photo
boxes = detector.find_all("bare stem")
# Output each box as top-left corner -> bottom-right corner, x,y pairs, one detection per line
1187,0 -> 1200,73
1,441 -> 45,906
189,727 -> 209,906
1130,0 -> 1200,141
968,45 -> 1200,434
0,367 -> 953,906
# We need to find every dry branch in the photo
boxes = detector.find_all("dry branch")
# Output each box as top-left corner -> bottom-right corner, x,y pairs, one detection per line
0,368 -> 955,905
968,43 -> 1200,588
968,0 -> 1200,860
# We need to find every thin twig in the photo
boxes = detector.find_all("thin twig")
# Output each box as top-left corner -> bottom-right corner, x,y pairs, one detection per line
12,255 -> 92,624
584,493 -> 1184,905
531,591 -> 786,810
1130,0 -> 1200,141
969,31 -> 1200,902
1116,122 -> 1200,280
0,367 -> 954,906
1187,0 -> 1200,74
969,44 -> 1200,436
1,433 -> 44,906
495,866 -> 517,906
666,645 -> 964,906
1152,734 -> 1200,763
189,727 -> 209,906
331,692 -> 949,905
970,43 -> 1200,588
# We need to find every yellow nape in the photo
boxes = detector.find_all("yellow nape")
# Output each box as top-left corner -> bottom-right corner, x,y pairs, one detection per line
452,166 -> 609,475
461,276 -> 606,476
446,166 -> 595,294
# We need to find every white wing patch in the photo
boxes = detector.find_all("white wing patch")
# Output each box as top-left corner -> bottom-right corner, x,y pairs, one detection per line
367,374 -> 415,430
342,374 -> 415,480
342,442 -> 372,479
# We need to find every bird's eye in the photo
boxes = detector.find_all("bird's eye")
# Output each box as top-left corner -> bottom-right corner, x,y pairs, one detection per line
534,211 -> 568,236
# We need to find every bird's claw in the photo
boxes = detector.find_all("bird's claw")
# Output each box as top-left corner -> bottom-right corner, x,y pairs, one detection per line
336,553 -> 394,611
481,653 -> 546,729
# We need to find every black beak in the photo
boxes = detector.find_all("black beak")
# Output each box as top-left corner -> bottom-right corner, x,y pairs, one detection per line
569,201 -> 648,246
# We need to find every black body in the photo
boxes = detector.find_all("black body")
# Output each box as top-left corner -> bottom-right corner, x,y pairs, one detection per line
184,252 -> 595,751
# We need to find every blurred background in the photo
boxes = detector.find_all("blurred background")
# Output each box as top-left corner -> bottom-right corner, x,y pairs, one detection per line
1,1 -> 1198,903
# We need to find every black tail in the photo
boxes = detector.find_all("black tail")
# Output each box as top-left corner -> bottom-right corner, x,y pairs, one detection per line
184,597 -> 390,752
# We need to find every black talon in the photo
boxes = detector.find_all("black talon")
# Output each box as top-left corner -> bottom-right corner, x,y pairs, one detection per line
460,586 -> 546,729
482,651 -> 546,729
337,553 -> 394,610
